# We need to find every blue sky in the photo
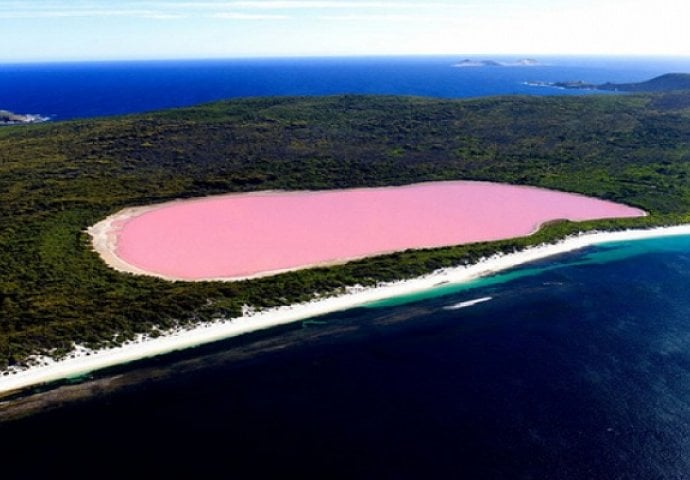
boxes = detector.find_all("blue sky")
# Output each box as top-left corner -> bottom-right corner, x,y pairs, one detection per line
2,0 -> 690,62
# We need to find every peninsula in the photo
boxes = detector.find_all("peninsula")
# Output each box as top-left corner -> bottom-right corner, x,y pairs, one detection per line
529,73 -> 690,92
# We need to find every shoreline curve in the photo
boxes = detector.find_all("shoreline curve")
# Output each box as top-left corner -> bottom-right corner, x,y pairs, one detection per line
3,223 -> 689,395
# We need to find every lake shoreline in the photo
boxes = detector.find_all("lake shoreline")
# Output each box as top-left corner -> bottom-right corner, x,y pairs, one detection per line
87,180 -> 645,282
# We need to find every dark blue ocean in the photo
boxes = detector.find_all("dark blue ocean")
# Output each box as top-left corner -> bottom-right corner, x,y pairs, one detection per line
3,55 -> 690,120
3,57 -> 690,479
3,236 -> 690,479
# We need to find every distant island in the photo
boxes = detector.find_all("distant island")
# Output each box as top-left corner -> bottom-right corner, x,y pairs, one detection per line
453,58 -> 540,68
527,73 -> 690,92
0,109 -> 48,125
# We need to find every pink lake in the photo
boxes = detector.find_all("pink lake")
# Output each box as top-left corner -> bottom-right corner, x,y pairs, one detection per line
114,181 -> 645,280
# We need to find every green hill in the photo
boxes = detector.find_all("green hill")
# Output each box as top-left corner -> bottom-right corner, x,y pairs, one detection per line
553,73 -> 690,93
1,92 -> 690,368
599,73 -> 690,92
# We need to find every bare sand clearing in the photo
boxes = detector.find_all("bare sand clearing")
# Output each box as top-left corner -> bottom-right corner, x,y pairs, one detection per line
90,181 -> 645,281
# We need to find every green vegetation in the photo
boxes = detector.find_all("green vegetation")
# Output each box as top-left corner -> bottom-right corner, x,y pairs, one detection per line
2,92 -> 690,368
598,73 -> 690,92
554,73 -> 690,92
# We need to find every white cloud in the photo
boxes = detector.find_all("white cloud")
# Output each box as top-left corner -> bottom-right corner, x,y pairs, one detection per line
319,13 -> 459,23
0,0 -> 469,20
142,13 -> 188,20
3,0 -> 690,57
0,9 -> 160,19
211,12 -> 289,19
228,1 -> 451,9
147,1 -> 458,10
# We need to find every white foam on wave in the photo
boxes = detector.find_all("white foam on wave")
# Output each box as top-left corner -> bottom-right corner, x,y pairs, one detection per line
443,296 -> 493,310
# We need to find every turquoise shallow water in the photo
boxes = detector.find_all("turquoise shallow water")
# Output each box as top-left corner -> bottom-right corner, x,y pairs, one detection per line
2,234 -> 690,479
369,234 -> 690,308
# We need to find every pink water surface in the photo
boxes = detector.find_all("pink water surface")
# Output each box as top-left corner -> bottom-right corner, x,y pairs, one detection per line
115,181 -> 645,280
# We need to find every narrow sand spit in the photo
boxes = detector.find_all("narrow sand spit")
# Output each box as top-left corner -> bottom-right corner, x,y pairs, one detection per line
88,181 -> 646,281
2,224 -> 690,394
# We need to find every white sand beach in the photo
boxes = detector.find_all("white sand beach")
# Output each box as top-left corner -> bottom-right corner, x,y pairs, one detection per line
2,224 -> 690,395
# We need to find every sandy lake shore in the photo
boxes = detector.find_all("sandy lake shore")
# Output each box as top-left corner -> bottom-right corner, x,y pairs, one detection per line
87,181 -> 645,281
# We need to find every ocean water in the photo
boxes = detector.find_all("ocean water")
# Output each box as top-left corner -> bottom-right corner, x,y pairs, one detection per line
2,55 -> 690,120
3,235 -> 690,479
